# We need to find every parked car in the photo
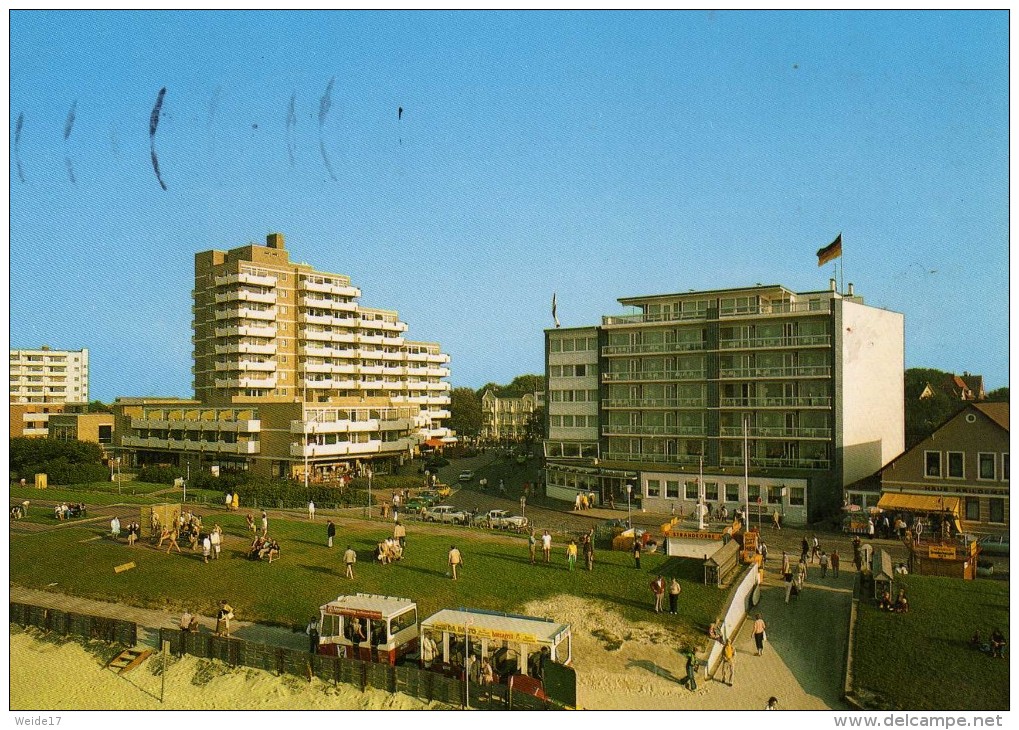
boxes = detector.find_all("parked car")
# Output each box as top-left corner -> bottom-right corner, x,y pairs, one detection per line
458,470 -> 475,482
434,483 -> 452,498
473,509 -> 529,531
406,491 -> 440,511
978,534 -> 1009,556
424,457 -> 449,470
422,505 -> 469,525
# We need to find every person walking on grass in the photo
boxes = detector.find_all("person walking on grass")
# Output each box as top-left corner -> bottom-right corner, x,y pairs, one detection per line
326,520 -> 336,548
831,549 -> 840,578
634,540 -> 642,570
541,530 -> 552,563
308,500 -> 315,521
583,534 -> 595,571
819,550 -> 829,578
448,545 -> 463,580
261,509 -> 269,536
566,540 -> 578,571
528,530 -> 537,564
343,545 -> 357,579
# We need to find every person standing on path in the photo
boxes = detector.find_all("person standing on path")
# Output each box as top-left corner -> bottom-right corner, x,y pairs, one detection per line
831,549 -> 840,578
720,639 -> 735,686
633,541 -> 642,570
752,613 -> 767,656
326,520 -> 336,548
528,530 -> 537,564
110,516 -> 122,541
852,535 -> 862,571
261,509 -> 268,536
448,545 -> 463,580
796,558 -> 807,591
800,536 -> 809,563
668,577 -> 681,614
771,510 -> 781,530
819,551 -> 829,578
583,534 -> 595,571
684,649 -> 698,691
784,567 -> 794,603
541,530 -> 552,564
781,551 -> 790,576
308,500 -> 315,521
650,575 -> 665,613
343,545 -> 357,579
810,534 -> 820,563
566,540 -> 577,571
216,600 -> 234,637
202,533 -> 211,563
306,617 -> 320,654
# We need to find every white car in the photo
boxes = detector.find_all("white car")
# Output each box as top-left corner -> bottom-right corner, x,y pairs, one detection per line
475,509 -> 528,530
422,505 -> 469,525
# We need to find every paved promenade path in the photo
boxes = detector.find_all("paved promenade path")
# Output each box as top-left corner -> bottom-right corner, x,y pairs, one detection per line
630,555 -> 856,711
9,584 -> 307,652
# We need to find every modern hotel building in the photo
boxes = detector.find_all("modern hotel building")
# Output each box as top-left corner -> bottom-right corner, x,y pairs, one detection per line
544,282 -> 904,524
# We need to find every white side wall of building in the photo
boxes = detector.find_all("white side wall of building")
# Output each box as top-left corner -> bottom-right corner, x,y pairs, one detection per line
836,300 -> 904,487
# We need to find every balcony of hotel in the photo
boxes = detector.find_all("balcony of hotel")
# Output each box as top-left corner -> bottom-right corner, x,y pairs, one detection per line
123,436 -> 260,454
717,365 -> 831,379
300,344 -> 357,359
603,397 -> 706,409
300,277 -> 360,298
330,332 -> 357,344
358,364 -> 384,375
720,454 -> 830,469
602,341 -> 706,356
718,425 -> 832,439
603,370 -> 706,383
214,305 -> 277,322
358,379 -> 385,390
357,333 -> 385,345
214,289 -> 277,305
290,439 -> 383,458
381,336 -> 406,347
215,271 -> 277,288
303,378 -> 357,390
214,359 -> 276,372
300,294 -> 358,312
718,334 -> 831,350
718,396 -> 832,409
215,325 -> 276,339
381,381 -> 406,390
215,342 -> 277,356
380,350 -> 405,361
290,417 -> 380,434
425,353 -> 450,364
602,424 -> 707,437
426,366 -> 451,378
405,351 -> 429,362
603,451 -> 704,466
214,376 -> 277,389
425,381 -> 451,391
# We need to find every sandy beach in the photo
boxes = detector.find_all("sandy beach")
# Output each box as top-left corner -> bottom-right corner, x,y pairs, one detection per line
10,594 -> 696,711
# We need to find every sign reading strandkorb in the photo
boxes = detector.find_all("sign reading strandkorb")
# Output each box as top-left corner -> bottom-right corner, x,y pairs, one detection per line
928,544 -> 957,560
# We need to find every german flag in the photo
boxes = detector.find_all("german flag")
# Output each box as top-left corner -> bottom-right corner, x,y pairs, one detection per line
817,234 -> 842,266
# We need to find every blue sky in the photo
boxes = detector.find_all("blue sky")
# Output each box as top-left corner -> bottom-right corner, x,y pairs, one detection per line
9,10 -> 1009,401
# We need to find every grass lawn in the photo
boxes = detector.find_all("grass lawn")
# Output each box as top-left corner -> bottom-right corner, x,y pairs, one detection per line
852,575 -> 1009,710
10,507 -> 723,653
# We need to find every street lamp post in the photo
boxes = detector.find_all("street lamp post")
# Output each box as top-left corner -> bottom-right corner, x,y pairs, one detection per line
117,458 -> 122,496
626,482 -> 633,528
367,468 -> 373,521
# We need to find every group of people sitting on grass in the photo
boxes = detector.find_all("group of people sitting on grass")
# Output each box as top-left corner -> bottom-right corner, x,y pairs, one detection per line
878,588 -> 909,613
53,502 -> 86,520
248,535 -> 280,562
376,537 -> 403,564
970,628 -> 1006,658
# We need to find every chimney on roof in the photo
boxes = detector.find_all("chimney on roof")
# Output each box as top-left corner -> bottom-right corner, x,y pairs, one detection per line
847,282 -> 854,296
830,278 -> 837,291
266,232 -> 285,249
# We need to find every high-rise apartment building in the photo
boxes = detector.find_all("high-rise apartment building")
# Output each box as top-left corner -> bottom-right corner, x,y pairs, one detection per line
9,346 -> 89,437
116,233 -> 452,480
544,282 -> 904,524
